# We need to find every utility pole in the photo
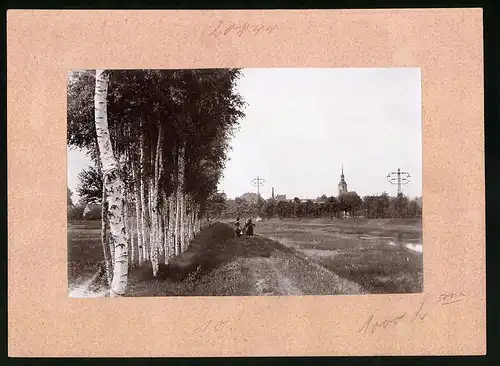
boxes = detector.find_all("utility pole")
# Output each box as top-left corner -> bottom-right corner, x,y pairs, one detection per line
387,168 -> 411,197
251,176 -> 266,205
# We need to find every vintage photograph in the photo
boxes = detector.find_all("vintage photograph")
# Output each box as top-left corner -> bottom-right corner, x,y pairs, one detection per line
67,68 -> 422,298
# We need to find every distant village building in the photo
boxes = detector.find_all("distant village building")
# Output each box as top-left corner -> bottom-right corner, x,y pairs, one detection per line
240,192 -> 260,204
275,194 -> 287,202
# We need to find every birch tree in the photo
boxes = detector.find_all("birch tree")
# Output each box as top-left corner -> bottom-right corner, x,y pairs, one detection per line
69,68 -> 247,280
94,69 -> 128,297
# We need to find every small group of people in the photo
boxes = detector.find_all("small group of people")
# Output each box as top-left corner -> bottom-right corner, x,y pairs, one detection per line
234,217 -> 255,237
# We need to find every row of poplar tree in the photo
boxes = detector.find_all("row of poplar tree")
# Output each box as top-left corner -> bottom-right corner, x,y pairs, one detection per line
67,69 -> 246,296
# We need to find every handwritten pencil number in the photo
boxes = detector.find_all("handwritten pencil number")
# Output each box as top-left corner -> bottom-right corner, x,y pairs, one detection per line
439,292 -> 466,305
193,319 -> 229,334
193,320 -> 212,333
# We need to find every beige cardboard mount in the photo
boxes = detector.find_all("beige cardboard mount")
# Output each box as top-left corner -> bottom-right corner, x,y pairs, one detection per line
7,9 -> 485,357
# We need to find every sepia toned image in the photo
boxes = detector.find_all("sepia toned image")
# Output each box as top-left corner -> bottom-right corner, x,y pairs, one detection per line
67,67 -> 422,298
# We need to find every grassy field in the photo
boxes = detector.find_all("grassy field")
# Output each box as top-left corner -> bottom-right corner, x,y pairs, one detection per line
68,217 -> 423,296
67,220 -> 105,292
254,218 -> 423,294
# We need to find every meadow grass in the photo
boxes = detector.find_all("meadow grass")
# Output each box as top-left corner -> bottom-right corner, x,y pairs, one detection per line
255,218 -> 423,293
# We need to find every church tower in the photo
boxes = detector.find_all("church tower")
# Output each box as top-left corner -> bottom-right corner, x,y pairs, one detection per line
338,165 -> 348,195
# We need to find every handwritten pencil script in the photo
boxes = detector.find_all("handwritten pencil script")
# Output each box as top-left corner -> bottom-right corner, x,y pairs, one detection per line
358,292 -> 467,335
438,291 -> 466,305
192,319 -> 230,334
209,21 -> 278,37
358,299 -> 428,335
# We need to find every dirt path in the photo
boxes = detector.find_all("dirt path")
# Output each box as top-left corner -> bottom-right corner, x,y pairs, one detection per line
142,230 -> 367,297
125,223 -> 366,297
233,235 -> 364,296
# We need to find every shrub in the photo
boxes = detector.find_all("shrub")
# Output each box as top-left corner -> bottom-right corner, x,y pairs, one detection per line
68,205 -> 84,221
84,206 -> 102,220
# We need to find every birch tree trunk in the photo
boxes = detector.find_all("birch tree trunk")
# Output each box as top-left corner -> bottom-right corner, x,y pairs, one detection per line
124,197 -> 131,267
149,175 -> 159,276
130,214 -> 136,266
192,206 -> 197,237
132,161 -> 143,265
178,144 -> 186,252
139,130 -> 150,262
175,191 -> 181,255
195,207 -> 201,234
162,197 -> 169,263
189,210 -> 194,241
174,148 -> 182,255
153,128 -> 165,268
189,211 -> 193,241
158,206 -> 165,265
101,185 -> 113,288
168,193 -> 176,261
161,191 -> 168,263
124,152 -> 136,268
163,214 -> 168,263
94,69 -> 128,297
184,196 -> 191,246
108,219 -> 115,265
194,204 -> 200,236
193,204 -> 198,236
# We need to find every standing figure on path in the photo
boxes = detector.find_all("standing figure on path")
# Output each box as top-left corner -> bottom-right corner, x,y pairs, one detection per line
245,218 -> 256,236
235,217 -> 242,237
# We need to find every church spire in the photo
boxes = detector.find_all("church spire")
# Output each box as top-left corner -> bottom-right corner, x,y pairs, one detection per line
338,164 -> 347,195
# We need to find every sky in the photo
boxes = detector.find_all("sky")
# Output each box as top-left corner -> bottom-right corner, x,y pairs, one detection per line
67,67 -> 422,202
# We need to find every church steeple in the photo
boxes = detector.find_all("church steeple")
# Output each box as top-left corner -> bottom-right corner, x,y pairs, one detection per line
338,164 -> 348,195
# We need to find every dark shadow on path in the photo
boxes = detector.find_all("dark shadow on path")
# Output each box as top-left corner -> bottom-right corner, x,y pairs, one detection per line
128,222 -> 296,284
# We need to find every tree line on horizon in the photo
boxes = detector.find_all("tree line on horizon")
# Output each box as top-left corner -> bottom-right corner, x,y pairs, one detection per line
67,69 -> 246,296
206,191 -> 422,220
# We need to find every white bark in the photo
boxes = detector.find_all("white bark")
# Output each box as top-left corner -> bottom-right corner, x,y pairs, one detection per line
195,204 -> 200,235
130,214 -> 136,266
149,175 -> 159,276
187,210 -> 192,242
192,208 -> 197,237
94,69 -> 128,297
189,210 -> 194,241
178,144 -> 186,252
153,127 -> 165,269
167,193 -> 176,261
122,154 -> 132,267
132,162 -> 144,265
139,132 -> 149,262
124,197 -> 131,266
101,185 -> 113,287
161,191 -> 168,263
163,215 -> 168,262
185,195 -> 192,244
124,151 -> 137,268
195,207 -> 201,234
174,148 -> 182,256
